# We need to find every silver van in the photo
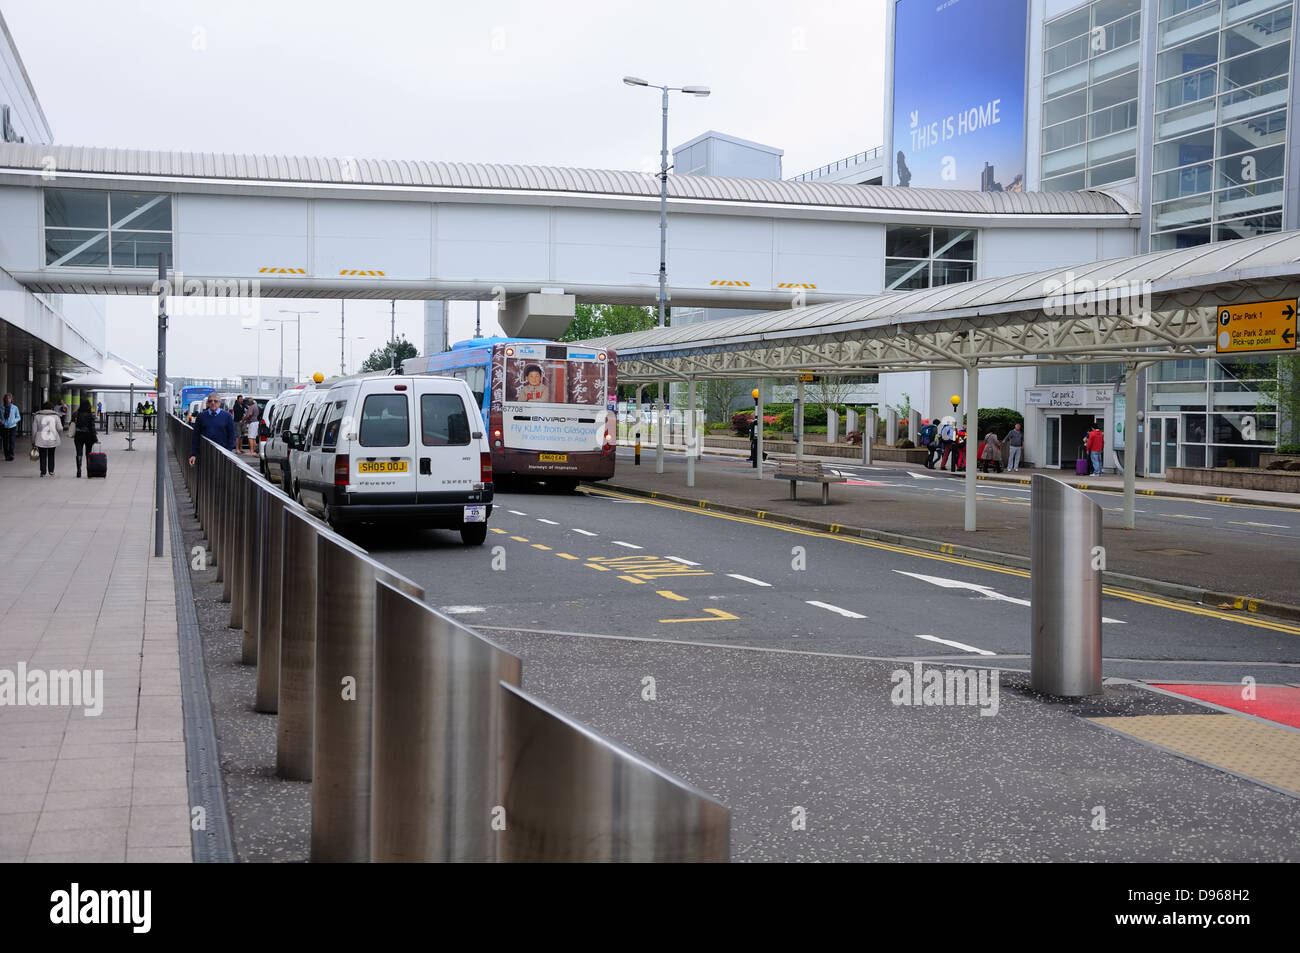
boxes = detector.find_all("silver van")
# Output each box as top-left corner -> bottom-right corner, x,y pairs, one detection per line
288,375 -> 493,544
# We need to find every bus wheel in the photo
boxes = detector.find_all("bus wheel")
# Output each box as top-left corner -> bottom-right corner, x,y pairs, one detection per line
460,523 -> 488,546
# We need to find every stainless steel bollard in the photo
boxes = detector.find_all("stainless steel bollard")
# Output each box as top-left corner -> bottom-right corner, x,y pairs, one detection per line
220,453 -> 235,603
498,683 -> 730,862
241,476 -> 266,665
278,506 -> 320,781
370,582 -> 522,862
255,487 -> 292,713
228,468 -> 244,626
1030,474 -> 1103,696
312,535 -> 424,863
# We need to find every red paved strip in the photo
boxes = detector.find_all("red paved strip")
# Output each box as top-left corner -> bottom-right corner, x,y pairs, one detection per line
1151,683 -> 1300,729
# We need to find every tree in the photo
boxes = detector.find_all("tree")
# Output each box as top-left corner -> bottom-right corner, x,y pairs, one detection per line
1244,354 -> 1300,449
703,378 -> 747,424
360,335 -> 419,373
811,376 -> 864,417
559,303 -> 658,342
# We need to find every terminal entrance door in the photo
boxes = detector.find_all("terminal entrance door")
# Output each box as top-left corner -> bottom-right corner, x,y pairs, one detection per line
1147,415 -> 1179,476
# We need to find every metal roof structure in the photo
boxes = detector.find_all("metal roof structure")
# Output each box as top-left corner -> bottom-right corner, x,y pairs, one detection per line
590,230 -> 1300,381
0,142 -> 1133,217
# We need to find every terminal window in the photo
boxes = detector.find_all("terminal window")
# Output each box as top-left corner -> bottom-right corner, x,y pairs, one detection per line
884,226 -> 977,291
44,188 -> 172,269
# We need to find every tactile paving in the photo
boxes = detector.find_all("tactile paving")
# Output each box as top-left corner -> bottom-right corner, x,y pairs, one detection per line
1089,714 -> 1300,797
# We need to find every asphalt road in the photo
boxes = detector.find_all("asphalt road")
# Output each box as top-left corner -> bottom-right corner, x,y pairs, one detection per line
359,483 -> 1300,683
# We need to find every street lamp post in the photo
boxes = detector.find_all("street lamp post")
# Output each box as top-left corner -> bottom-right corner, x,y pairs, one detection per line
275,310 -> 316,384
622,76 -> 710,329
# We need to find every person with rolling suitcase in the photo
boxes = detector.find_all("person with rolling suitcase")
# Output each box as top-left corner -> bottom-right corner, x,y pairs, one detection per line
73,398 -> 98,478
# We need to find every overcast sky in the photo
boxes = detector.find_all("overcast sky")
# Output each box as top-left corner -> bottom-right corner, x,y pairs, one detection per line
4,0 -> 887,381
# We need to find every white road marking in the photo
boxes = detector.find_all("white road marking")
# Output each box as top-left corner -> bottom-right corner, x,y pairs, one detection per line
507,510 -> 527,516
727,573 -> 772,587
612,540 -> 643,549
572,528 -> 597,536
807,600 -> 866,619
536,518 -> 559,525
665,556 -> 701,566
442,605 -> 486,614
907,471 -> 935,480
1169,514 -> 1210,520
914,634 -> 995,656
1231,520 -> 1288,529
893,570 -> 1125,623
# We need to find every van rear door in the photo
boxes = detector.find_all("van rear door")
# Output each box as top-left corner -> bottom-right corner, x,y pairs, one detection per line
350,383 -> 417,498
415,380 -> 483,515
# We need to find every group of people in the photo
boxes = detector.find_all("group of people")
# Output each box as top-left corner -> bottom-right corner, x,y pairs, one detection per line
189,393 -> 237,465
135,401 -> 158,430
8,396 -> 102,477
230,395 -> 262,455
919,418 -> 1025,473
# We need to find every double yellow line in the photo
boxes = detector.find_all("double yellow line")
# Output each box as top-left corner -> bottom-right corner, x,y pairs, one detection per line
585,487 -> 1300,636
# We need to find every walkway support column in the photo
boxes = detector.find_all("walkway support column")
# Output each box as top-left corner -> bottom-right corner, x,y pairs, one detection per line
795,378 -> 804,461
1123,364 -> 1139,529
686,376 -> 696,488
655,382 -> 664,474
964,362 -> 979,532
756,379 -> 765,479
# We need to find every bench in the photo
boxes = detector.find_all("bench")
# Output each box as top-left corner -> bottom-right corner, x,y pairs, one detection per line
771,455 -> 846,504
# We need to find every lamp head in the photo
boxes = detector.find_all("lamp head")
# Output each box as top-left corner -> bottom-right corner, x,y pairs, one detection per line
681,86 -> 711,97
950,394 -> 961,408
623,76 -> 649,87
751,389 -> 760,401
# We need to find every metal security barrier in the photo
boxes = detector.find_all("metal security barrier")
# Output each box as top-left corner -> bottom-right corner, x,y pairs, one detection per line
498,683 -> 730,862
371,581 -> 522,862
312,534 -> 425,863
1030,474 -> 1103,697
166,413 -> 733,863
277,506 -> 319,781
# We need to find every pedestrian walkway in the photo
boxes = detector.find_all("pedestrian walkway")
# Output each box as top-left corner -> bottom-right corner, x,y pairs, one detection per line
0,432 -> 191,862
604,445 -> 1300,612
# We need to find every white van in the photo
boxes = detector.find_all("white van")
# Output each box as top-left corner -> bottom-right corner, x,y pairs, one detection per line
262,385 -> 317,483
288,375 -> 493,544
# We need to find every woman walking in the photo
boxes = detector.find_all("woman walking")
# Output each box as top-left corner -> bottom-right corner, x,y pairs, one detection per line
73,398 -> 97,477
979,430 -> 1003,474
31,401 -> 63,477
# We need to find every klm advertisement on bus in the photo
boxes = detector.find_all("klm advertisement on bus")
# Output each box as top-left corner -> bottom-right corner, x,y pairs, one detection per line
890,0 -> 1029,192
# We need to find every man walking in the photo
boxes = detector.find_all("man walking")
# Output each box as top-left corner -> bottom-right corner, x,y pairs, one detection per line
1086,425 -> 1105,476
1,394 -> 19,461
189,394 -> 237,467
1007,423 -> 1024,472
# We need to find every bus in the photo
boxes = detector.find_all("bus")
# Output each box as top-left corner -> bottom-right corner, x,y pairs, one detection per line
178,386 -> 215,419
404,337 -> 617,488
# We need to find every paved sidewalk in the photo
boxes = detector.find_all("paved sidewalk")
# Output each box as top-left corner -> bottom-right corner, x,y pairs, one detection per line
605,444 -> 1300,610
0,432 -> 191,862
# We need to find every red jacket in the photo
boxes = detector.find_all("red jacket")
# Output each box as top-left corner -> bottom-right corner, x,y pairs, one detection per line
1085,429 -> 1104,453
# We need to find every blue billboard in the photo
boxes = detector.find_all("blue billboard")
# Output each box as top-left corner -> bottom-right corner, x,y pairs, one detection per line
891,0 -> 1029,191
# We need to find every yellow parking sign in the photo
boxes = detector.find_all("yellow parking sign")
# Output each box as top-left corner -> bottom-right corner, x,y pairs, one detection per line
1215,298 -> 1297,354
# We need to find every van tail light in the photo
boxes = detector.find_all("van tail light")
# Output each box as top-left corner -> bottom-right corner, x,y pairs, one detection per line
480,452 -> 493,483
334,454 -> 350,486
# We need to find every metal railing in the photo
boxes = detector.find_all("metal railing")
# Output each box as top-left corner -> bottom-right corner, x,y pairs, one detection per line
791,146 -> 883,182
166,414 -> 730,862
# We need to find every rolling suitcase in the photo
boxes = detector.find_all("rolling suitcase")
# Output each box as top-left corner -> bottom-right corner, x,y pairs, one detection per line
87,450 -> 107,478
1075,457 -> 1088,475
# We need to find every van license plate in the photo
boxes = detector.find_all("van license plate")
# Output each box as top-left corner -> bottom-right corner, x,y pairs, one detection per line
539,453 -> 567,462
358,461 -> 407,473
464,505 -> 486,523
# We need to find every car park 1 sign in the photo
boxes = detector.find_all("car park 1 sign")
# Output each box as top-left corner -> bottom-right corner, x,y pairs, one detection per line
1216,298 -> 1297,354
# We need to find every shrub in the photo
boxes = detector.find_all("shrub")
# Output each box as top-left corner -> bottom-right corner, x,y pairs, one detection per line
976,408 -> 1024,440
896,438 -> 915,449
1287,460 -> 1300,471
731,411 -> 779,435
846,430 -> 863,445
1280,443 -> 1300,454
